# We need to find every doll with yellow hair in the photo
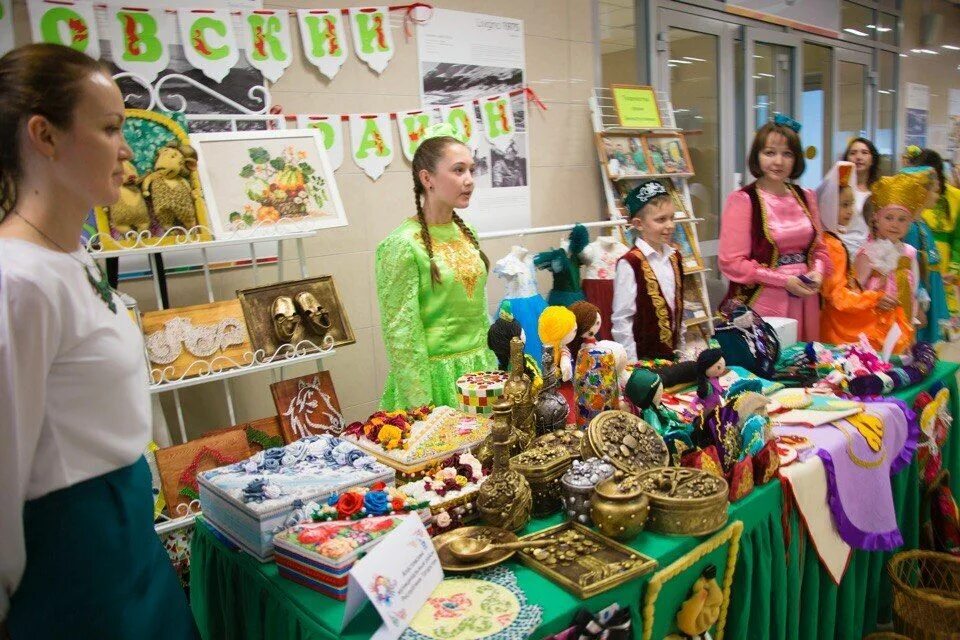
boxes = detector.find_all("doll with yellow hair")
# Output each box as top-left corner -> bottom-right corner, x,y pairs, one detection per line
538,306 -> 577,425
853,169 -> 932,351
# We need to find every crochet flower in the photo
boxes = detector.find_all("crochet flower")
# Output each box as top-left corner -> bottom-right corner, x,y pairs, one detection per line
336,492 -> 364,519
391,498 -> 406,512
363,490 -> 391,516
435,511 -> 452,528
378,425 -> 404,450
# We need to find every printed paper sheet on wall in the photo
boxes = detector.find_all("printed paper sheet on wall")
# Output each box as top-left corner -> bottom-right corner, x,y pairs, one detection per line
417,8 -> 531,232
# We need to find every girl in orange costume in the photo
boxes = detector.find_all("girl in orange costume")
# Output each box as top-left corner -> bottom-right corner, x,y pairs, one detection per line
817,161 -> 909,351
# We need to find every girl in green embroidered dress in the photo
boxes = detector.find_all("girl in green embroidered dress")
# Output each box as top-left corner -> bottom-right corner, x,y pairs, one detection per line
375,126 -> 497,410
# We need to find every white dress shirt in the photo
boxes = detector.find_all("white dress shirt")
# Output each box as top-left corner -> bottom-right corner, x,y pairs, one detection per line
0,239 -> 151,619
611,238 -> 677,361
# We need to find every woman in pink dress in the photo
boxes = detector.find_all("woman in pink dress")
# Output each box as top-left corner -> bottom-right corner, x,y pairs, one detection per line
719,117 -> 830,341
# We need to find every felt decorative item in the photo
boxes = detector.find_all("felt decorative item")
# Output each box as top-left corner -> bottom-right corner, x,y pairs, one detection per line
740,414 -> 768,459
752,439 -> 780,485
176,9 -> 239,83
681,445 -> 723,479
727,456 -> 754,502
693,404 -> 742,473
456,371 -> 509,416
349,113 -> 394,180
296,10 -> 349,80
675,565 -> 724,637
348,6 -> 394,74
534,224 -> 590,306
295,115 -> 345,170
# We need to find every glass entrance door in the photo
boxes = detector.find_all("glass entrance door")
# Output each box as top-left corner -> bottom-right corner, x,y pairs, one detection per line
835,48 -> 873,162
743,28 -> 802,158
655,10 -> 735,258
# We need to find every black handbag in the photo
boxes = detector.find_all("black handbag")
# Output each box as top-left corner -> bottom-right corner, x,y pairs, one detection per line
712,300 -> 781,379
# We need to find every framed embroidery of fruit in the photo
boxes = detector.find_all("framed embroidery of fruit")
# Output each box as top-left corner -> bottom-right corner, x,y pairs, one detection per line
271,371 -> 346,441
94,109 -> 213,250
190,129 -> 348,239
154,429 -> 251,517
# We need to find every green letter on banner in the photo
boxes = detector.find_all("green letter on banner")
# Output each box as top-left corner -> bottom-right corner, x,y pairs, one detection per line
190,16 -> 229,60
483,98 -> 512,139
401,113 -> 431,157
40,7 -> 91,52
445,107 -> 473,144
354,12 -> 388,54
355,118 -> 390,159
246,14 -> 287,62
117,11 -> 162,61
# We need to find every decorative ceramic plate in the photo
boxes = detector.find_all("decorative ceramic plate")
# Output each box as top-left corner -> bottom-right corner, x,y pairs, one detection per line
433,526 -> 518,573
401,566 -> 542,640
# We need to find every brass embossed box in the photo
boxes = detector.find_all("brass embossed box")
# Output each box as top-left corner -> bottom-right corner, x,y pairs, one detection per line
582,410 -> 669,473
516,522 -> 657,599
510,446 -> 573,517
635,467 -> 729,536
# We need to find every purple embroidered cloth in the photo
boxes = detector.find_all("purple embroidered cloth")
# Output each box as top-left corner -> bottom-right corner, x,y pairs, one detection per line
774,400 -> 915,551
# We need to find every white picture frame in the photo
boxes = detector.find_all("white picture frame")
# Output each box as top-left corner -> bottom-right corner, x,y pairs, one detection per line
189,129 -> 348,239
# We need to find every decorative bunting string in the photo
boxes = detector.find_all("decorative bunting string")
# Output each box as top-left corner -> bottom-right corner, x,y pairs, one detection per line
23,0 -> 434,79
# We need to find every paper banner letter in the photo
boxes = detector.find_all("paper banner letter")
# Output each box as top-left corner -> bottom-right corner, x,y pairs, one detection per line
396,109 -> 437,162
297,9 -> 348,80
479,93 -> 516,151
0,0 -> 15,56
177,9 -> 239,83
28,0 -> 100,59
440,104 -> 479,151
106,7 -> 170,83
296,115 -> 344,171
241,10 -> 292,83
349,7 -> 393,74
349,113 -> 393,180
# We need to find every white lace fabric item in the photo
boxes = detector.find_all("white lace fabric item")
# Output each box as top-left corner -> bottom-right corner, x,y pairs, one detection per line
145,316 -> 246,364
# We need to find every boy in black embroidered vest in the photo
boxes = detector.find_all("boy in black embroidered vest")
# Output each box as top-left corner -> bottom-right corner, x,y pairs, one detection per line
611,180 -> 684,360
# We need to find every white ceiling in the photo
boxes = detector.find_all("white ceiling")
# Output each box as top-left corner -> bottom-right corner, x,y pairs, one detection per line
599,0 -> 635,54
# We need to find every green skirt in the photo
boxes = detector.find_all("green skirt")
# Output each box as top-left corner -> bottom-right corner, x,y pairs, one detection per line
7,457 -> 197,639
380,345 -> 498,410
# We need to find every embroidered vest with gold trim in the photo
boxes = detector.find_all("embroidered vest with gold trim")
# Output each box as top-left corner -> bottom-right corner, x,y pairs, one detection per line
722,182 -> 814,306
621,247 -> 684,359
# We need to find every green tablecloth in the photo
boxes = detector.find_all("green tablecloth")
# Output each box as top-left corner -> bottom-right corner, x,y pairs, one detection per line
190,361 -> 960,640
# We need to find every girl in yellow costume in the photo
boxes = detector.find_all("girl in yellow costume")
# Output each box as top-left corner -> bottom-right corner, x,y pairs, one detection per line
376,124 -> 497,410
905,147 -> 960,313
852,170 -> 934,352
817,161 -> 904,349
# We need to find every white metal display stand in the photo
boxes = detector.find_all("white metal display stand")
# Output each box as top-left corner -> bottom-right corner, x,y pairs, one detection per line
588,87 -> 714,338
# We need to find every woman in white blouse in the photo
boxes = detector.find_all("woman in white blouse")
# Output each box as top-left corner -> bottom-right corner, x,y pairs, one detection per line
0,45 -> 196,637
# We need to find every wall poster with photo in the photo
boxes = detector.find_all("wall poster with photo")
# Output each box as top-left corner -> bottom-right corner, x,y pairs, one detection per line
190,129 -> 348,239
644,133 -> 693,175
418,8 -> 530,231
597,134 -> 651,179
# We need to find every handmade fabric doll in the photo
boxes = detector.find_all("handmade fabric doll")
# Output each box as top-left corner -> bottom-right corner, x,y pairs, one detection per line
539,306 -> 578,424
624,368 -> 692,464
534,223 -> 589,306
487,301 -> 524,370
568,300 -> 601,363
854,170 -> 932,350
573,342 -> 620,428
492,245 -> 547,359
695,349 -> 726,416
902,165 -> 950,343
816,161 -> 895,349
578,234 -> 629,340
